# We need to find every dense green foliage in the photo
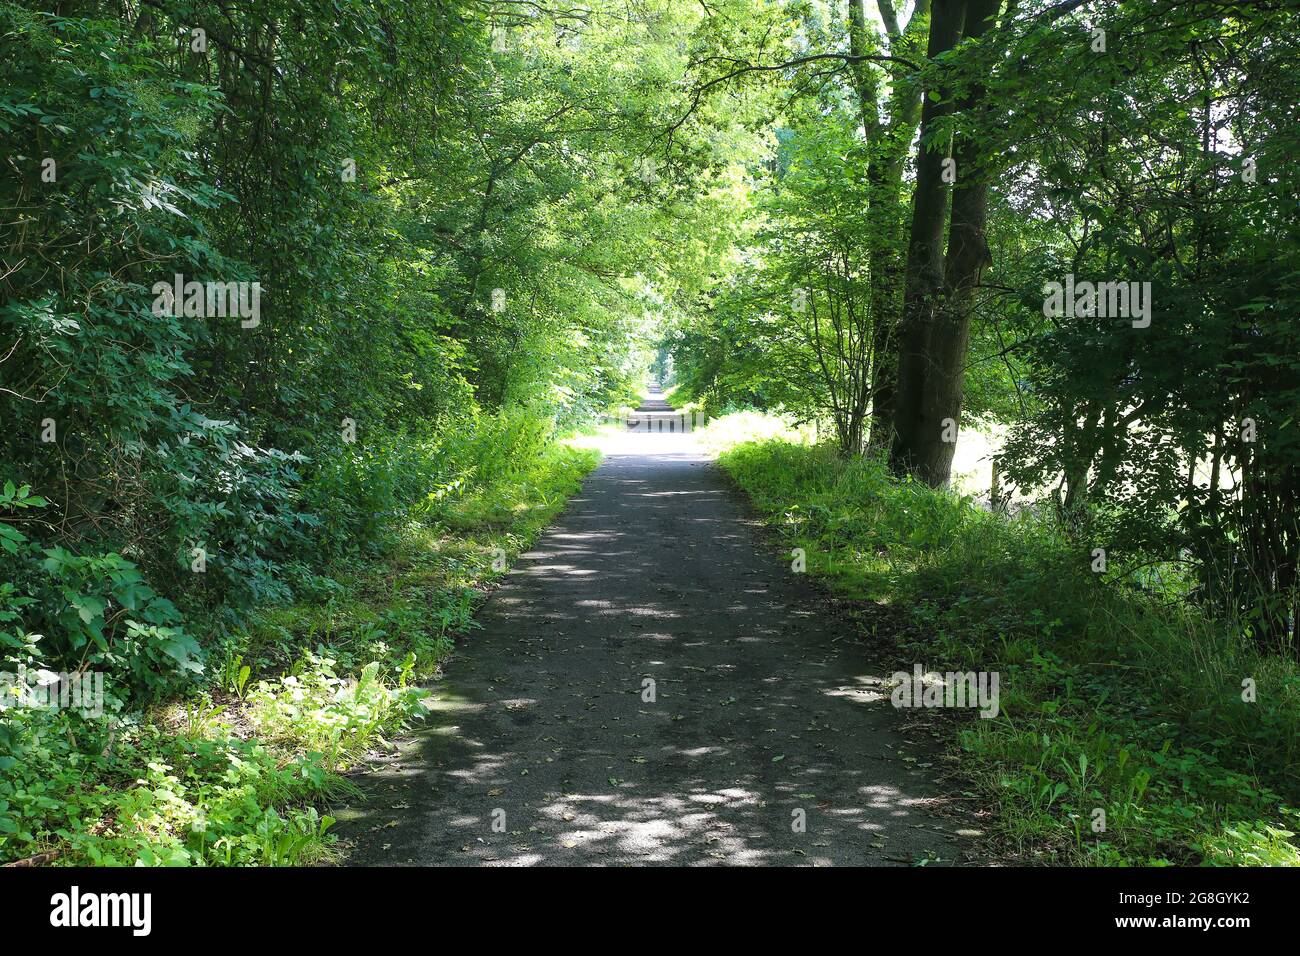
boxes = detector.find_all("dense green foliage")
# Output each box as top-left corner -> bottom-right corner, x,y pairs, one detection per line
2,0 -> 1296,868
0,435 -> 597,864
1,1 -> 738,703
0,0 -> 729,862
666,0 -> 1299,659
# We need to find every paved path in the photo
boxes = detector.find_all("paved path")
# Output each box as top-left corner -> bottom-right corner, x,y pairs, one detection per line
340,389 -> 968,865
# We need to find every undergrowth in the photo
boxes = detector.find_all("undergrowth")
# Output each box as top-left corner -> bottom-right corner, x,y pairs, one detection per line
0,436 -> 599,866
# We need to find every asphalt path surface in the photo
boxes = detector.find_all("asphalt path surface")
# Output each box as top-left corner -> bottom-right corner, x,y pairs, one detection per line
340,388 -> 969,866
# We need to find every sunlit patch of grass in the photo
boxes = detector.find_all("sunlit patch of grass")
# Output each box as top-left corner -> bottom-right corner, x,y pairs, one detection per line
693,410 -> 815,455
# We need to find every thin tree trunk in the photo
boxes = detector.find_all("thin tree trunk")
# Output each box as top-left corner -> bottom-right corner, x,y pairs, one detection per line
863,1 -> 932,453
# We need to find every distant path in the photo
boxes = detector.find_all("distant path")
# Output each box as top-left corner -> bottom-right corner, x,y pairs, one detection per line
340,386 -> 968,865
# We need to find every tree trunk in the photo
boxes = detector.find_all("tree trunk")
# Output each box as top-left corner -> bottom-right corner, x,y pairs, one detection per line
889,0 -> 967,478
866,165 -> 904,452
890,0 -> 1003,486
862,1 -> 932,454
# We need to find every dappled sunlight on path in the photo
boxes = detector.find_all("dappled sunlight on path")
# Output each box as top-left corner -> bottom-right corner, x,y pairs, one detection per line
339,387 -> 972,866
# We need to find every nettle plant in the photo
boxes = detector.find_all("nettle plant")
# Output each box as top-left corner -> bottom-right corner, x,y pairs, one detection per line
138,409 -> 318,611
37,548 -> 203,702
0,483 -> 46,666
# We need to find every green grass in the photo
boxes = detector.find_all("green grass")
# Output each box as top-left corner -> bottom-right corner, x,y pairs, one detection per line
716,438 -> 1300,866
0,439 -> 599,866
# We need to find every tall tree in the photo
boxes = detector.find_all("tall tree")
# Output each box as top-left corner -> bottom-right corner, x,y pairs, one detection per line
890,0 -> 1003,485
889,0 -> 969,481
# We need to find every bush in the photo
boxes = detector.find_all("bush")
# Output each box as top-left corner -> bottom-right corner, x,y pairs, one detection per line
1,483 -> 203,705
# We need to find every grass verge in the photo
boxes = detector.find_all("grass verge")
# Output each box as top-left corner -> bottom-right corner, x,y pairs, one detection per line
716,437 -> 1299,866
